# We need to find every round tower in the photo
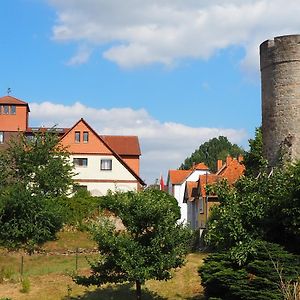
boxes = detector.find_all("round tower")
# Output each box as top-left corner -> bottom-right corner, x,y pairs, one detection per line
260,34 -> 300,166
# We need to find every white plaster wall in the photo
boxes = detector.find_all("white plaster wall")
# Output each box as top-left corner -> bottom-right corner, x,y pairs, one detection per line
71,155 -> 136,181
186,170 -> 209,181
82,182 -> 138,196
173,184 -> 188,224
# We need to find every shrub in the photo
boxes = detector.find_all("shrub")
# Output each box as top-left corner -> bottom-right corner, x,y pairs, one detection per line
199,241 -> 300,300
57,189 -> 102,228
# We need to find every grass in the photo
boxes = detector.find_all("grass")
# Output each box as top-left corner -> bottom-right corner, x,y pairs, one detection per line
0,230 -> 206,300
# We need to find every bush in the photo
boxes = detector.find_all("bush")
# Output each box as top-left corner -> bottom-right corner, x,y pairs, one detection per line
199,241 -> 300,300
57,189 -> 102,228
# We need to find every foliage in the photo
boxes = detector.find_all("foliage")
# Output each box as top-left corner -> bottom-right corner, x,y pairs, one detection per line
0,131 -> 74,198
0,184 -> 65,253
0,130 -> 75,252
75,189 -> 192,300
57,189 -> 101,228
179,136 -> 244,172
199,241 -> 300,300
20,277 -> 31,293
201,156 -> 300,299
205,163 -> 300,257
243,127 -> 267,177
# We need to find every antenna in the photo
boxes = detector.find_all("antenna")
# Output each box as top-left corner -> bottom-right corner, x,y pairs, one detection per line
7,88 -> 11,95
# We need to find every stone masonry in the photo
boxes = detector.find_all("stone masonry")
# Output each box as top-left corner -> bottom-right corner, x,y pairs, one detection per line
260,34 -> 300,166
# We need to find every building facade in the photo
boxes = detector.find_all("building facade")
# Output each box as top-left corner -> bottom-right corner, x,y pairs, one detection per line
0,95 -> 145,195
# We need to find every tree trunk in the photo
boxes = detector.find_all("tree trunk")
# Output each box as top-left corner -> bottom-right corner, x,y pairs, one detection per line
136,280 -> 142,300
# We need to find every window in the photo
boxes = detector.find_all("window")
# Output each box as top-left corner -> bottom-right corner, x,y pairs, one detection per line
101,159 -> 112,170
3,105 -> 9,114
10,105 -> 16,114
73,158 -> 88,167
83,131 -> 89,143
0,132 -> 3,144
75,131 -> 80,143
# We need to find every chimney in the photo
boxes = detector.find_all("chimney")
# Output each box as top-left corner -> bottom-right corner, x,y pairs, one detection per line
217,159 -> 223,171
238,154 -> 243,163
226,155 -> 232,166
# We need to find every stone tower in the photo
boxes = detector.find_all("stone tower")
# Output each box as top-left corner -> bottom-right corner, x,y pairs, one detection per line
260,34 -> 300,166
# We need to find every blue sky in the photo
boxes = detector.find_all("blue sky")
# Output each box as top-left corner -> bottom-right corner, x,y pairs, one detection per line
1,0 -> 299,183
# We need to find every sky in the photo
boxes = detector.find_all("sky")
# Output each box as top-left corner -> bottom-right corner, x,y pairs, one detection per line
1,0 -> 300,184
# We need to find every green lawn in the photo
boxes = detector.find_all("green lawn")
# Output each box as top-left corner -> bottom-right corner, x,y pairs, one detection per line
0,231 -> 206,300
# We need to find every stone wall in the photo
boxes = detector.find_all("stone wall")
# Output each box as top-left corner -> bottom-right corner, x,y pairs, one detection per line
260,34 -> 300,166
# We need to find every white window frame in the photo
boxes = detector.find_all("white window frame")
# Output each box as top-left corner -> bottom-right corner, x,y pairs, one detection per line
101,159 -> 112,170
83,131 -> 89,143
75,131 -> 80,143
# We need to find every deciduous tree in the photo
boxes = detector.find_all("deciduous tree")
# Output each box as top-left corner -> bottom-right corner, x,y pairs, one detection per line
75,189 -> 192,300
0,131 -> 75,252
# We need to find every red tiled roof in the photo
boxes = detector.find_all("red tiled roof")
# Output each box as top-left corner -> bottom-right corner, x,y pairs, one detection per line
168,170 -> 192,185
198,174 -> 222,198
216,156 -> 245,184
192,162 -> 209,170
0,96 -> 30,111
101,135 -> 141,156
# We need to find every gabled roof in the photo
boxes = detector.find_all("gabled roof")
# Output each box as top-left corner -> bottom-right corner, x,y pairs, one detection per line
193,162 -> 209,170
0,95 -> 30,111
60,118 -> 145,186
101,135 -> 141,156
216,156 -> 245,184
168,170 -> 192,185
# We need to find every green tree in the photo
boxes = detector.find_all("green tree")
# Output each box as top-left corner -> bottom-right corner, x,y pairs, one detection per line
243,127 -> 267,177
0,131 -> 74,197
75,189 -> 192,300
179,136 -> 244,172
0,131 -> 75,252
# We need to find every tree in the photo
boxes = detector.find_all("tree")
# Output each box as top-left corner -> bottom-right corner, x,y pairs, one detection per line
179,136 -> 244,172
75,189 -> 192,300
0,131 -> 74,197
0,131 -> 75,252
243,127 -> 267,177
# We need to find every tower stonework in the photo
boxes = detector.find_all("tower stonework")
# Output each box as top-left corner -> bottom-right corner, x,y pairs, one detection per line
260,35 -> 300,166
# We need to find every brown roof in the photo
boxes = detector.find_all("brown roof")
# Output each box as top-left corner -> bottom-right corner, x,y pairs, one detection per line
101,135 -> 141,156
168,170 -> 192,185
0,96 -> 30,111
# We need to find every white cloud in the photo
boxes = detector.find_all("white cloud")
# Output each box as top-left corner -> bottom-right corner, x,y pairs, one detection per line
29,101 -> 247,183
66,45 -> 93,66
48,0 -> 300,70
